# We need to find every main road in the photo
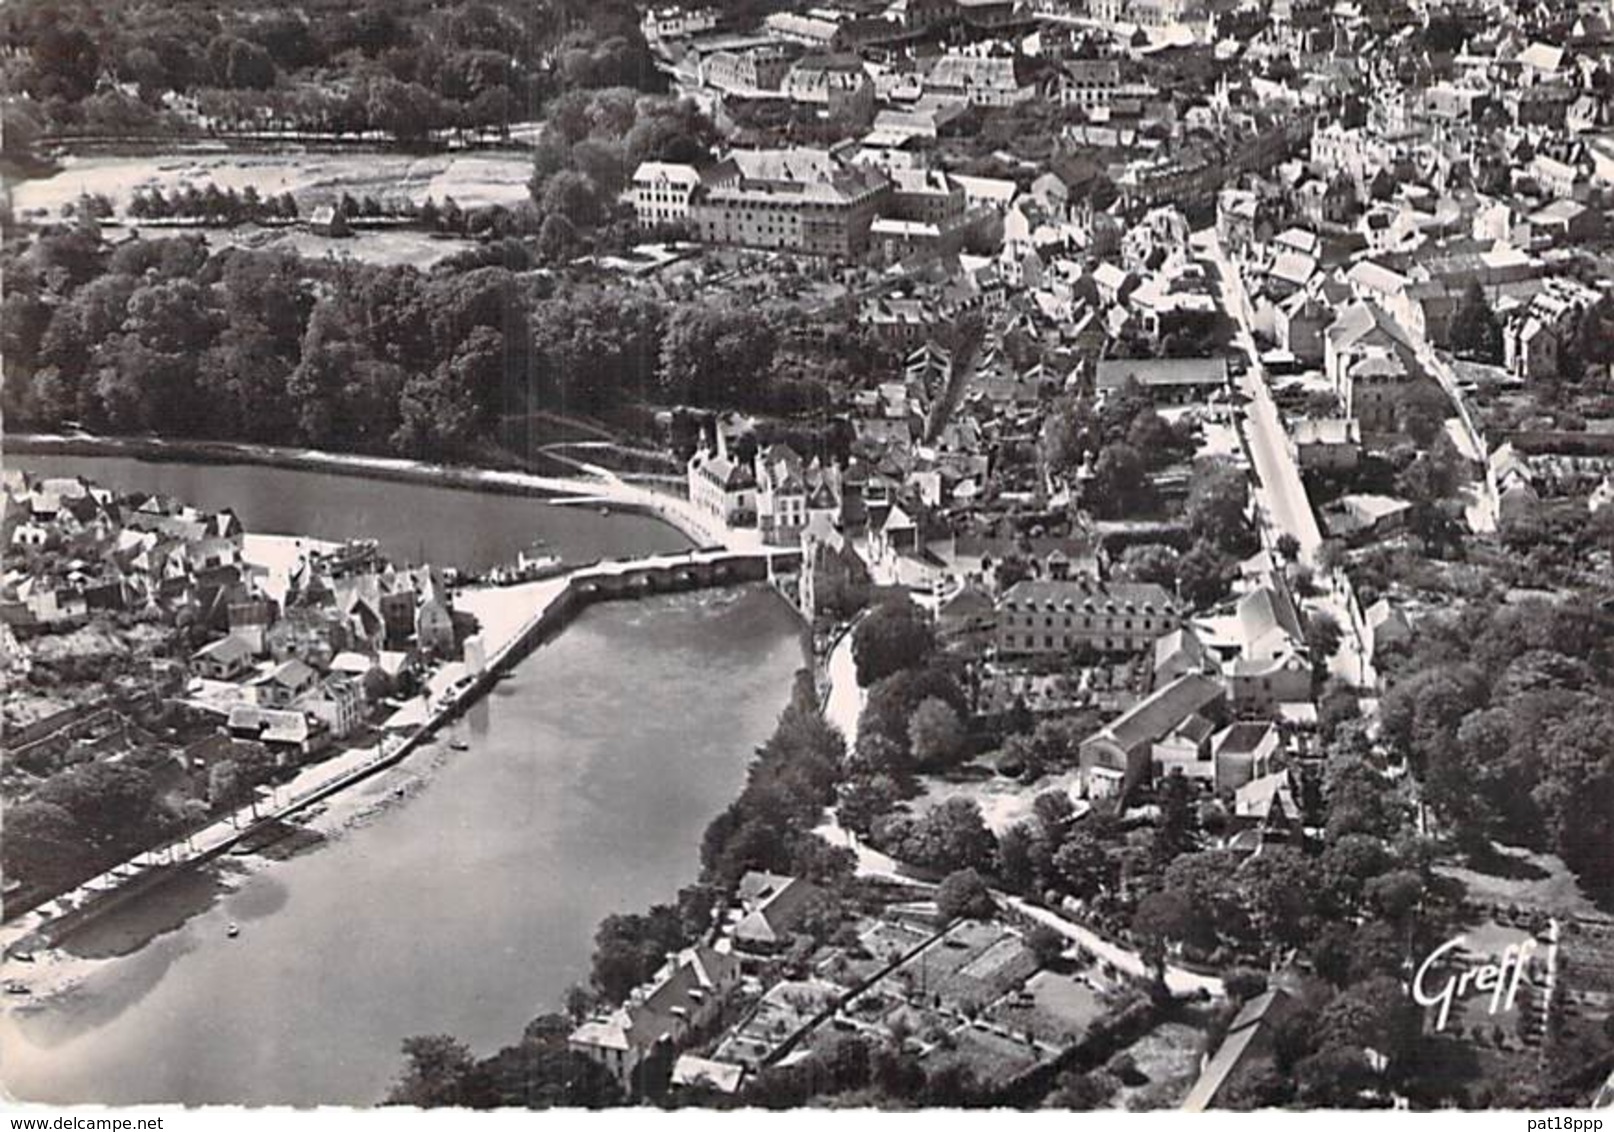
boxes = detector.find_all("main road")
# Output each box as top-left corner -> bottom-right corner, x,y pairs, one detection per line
1195,231 -> 1374,689
1196,231 -> 1324,565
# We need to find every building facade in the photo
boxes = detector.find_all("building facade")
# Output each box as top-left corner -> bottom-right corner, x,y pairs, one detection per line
689,148 -> 892,257
630,162 -> 702,229
997,579 -> 1179,657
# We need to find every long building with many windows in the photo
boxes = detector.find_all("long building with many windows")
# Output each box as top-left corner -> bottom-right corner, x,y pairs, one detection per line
685,148 -> 892,258
996,579 -> 1180,657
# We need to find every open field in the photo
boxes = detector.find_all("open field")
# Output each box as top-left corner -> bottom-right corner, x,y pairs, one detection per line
195,225 -> 481,269
6,151 -> 534,218
1436,843 -> 1604,919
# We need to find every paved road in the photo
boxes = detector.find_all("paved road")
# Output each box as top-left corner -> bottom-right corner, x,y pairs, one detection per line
823,623 -> 863,750
1006,895 -> 1225,998
1411,342 -> 1498,533
1196,232 -> 1376,689
815,810 -> 1224,998
1197,233 -> 1324,564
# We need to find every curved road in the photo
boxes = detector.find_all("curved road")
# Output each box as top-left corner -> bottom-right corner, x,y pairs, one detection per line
813,625 -> 1224,998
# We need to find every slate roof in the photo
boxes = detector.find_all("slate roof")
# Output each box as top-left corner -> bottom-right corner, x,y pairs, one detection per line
1087,672 -> 1226,755
1181,988 -> 1301,1111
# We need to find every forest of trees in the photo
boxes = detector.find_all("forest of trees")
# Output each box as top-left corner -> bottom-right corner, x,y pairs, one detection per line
2,0 -> 659,144
0,224 -> 870,462
1376,595 -> 1614,896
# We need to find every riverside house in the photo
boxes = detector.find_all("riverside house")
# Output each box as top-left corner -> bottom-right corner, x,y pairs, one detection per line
569,945 -> 741,1092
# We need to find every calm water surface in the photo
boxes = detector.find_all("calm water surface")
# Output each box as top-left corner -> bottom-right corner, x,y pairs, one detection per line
14,454 -> 688,571
0,457 -> 804,1105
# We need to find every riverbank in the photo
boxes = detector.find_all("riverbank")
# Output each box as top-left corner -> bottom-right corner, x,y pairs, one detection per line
8,432 -> 738,551
0,735 -> 453,1006
2,544 -> 798,998
1,585 -> 809,1105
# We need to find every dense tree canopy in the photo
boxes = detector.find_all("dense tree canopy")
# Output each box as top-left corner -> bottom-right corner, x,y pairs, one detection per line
851,597 -> 937,688
2,0 -> 659,142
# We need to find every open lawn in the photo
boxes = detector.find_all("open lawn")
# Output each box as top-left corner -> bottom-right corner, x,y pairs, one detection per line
1435,842 -> 1604,919
924,1022 -> 1047,1085
198,225 -> 480,268
984,969 -> 1106,1047
1116,1020 -> 1205,1111
909,759 -> 1087,836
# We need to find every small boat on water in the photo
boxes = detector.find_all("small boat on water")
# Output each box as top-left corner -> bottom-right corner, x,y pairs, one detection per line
226,922 -> 240,939
449,738 -> 470,752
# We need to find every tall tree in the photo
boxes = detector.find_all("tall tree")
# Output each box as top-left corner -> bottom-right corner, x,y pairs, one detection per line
1450,280 -> 1502,364
386,1035 -> 495,1108
852,597 -> 936,687
908,697 -> 968,769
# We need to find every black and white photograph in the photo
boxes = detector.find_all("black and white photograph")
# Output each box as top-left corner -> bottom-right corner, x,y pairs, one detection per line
1,0 -> 1613,1118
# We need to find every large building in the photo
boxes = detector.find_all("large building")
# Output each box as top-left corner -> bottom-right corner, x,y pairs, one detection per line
1089,0 -> 1207,29
641,5 -> 718,40
782,54 -> 874,120
687,148 -> 892,257
996,578 -> 1179,657
887,168 -> 966,225
629,162 -> 703,229
925,53 -> 1039,107
1078,672 -> 1227,798
753,443 -> 842,547
1056,59 -> 1121,111
700,42 -> 798,92
570,945 -> 741,1092
688,426 -> 757,527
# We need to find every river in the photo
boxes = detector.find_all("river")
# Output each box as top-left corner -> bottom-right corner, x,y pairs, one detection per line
13,453 -> 688,572
0,457 -> 806,1106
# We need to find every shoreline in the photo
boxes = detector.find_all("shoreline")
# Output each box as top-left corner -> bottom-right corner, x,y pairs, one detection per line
2,439 -> 798,1030
3,554 -> 801,1007
1,736 -> 453,1007
5,432 -> 719,548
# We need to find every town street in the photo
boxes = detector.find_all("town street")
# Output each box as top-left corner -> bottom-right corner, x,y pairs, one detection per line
1196,231 -> 1324,564
1196,233 -> 1374,689
1407,340 -> 1499,534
